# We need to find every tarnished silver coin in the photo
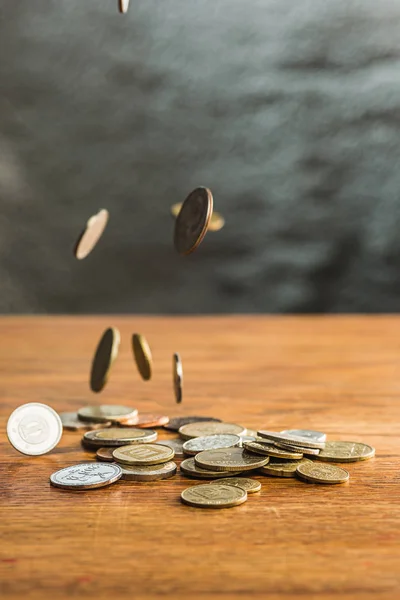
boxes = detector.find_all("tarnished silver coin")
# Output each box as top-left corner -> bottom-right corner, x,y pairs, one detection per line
164,416 -> 221,432
7,403 -> 63,456
179,421 -> 246,441
183,434 -> 241,456
180,458 -> 242,479
78,405 -> 138,424
155,438 -> 185,458
74,208 -> 109,260
281,429 -> 327,443
84,428 -> 157,447
214,477 -> 261,494
181,483 -> 247,509
174,187 -> 213,255
50,462 -> 122,490
173,353 -> 183,404
257,430 -> 325,450
118,461 -> 177,481
60,412 -> 111,431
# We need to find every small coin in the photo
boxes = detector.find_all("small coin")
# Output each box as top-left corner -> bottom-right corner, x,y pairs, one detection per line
60,412 -> 111,431
195,447 -> 269,472
90,328 -> 120,393
164,416 -> 222,432
113,443 -> 174,466
179,421 -> 246,441
7,403 -> 63,456
259,457 -> 312,478
171,203 -> 225,233
257,430 -> 325,450
315,441 -> 375,463
118,461 -> 177,481
174,187 -> 213,255
173,353 -> 183,404
183,434 -> 241,456
155,438 -> 185,458
180,458 -> 243,479
181,483 -> 247,509
84,428 -> 157,447
78,405 -> 137,424
239,436 -> 257,445
122,414 -> 169,428
244,441 -> 303,460
296,461 -> 349,484
274,441 -> 320,456
214,477 -> 261,494
50,463 -> 122,490
96,447 -> 115,462
281,429 -> 327,443
132,334 -> 152,381
118,0 -> 130,13
74,208 -> 109,260
242,429 -> 258,438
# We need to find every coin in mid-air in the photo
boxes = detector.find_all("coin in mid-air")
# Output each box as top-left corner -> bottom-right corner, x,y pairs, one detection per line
257,430 -> 325,450
274,441 -> 320,456
259,457 -> 312,478
132,334 -> 152,381
179,421 -> 246,440
183,434 -> 241,456
163,416 -> 221,432
155,438 -> 185,458
7,403 -> 63,456
281,429 -> 327,443
181,484 -> 247,509
171,202 -> 225,233
315,441 -> 375,463
195,447 -> 269,472
60,412 -> 111,431
90,328 -> 120,393
296,461 -> 349,484
118,461 -> 177,481
243,441 -> 303,460
180,458 -> 242,479
118,0 -> 130,13
74,208 -> 109,260
96,447 -> 115,462
214,477 -> 261,494
174,187 -> 213,255
173,353 -> 183,404
113,443 -> 174,466
78,405 -> 137,424
84,428 -> 157,447
122,413 -> 169,428
50,463 -> 122,490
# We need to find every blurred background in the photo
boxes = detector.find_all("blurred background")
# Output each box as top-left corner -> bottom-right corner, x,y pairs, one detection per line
1,0 -> 400,314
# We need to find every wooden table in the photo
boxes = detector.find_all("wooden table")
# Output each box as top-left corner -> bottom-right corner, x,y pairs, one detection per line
1,316 -> 399,599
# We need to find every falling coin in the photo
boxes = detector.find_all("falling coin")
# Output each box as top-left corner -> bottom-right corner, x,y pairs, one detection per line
163,416 -> 222,432
113,443 -> 174,466
118,461 -> 177,481
296,462 -> 349,484
281,429 -> 327,443
7,403 -> 63,456
183,434 -> 241,456
243,441 -> 303,460
179,421 -> 246,441
74,209 -> 109,260
132,334 -> 152,381
84,428 -> 157,447
118,0 -> 130,13
171,203 -> 225,233
50,463 -> 122,490
90,328 -> 120,393
174,187 -> 213,255
213,477 -> 261,494
195,447 -> 269,472
96,447 -> 115,462
181,484 -> 247,509
257,430 -> 325,450
78,405 -> 137,424
259,457 -> 312,478
315,441 -> 375,463
180,458 -> 242,479
173,353 -> 183,404
60,412 -> 111,431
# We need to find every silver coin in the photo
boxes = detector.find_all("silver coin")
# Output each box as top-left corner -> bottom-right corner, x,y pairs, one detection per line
118,0 -> 130,14
281,429 -> 327,443
50,462 -> 122,490
7,403 -> 63,456
183,434 -> 241,456
257,430 -> 325,450
155,438 -> 185,458
78,405 -> 137,424
60,412 -> 111,431
239,435 -> 257,445
118,461 -> 177,481
83,428 -> 157,447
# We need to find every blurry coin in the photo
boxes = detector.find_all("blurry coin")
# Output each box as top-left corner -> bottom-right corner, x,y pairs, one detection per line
155,438 -> 185,458
118,0 -> 129,13
257,430 -> 325,450
214,477 -> 261,494
50,463 -> 121,490
242,429 -> 258,438
281,429 -> 327,443
183,434 -> 241,456
171,202 -> 225,233
315,441 -> 375,463
96,447 -> 115,462
296,462 -> 349,484
244,441 -> 303,460
164,416 -> 221,432
7,403 -> 63,456
121,413 -> 169,428
74,209 -> 109,260
259,457 -> 312,478
78,405 -> 137,424
84,428 -> 157,447
195,447 -> 269,472
239,436 -> 257,445
180,458 -> 242,479
274,441 -> 319,456
174,187 -> 213,255
113,443 -> 174,465
90,328 -> 120,393
60,411 -> 111,431
173,353 -> 183,404
118,461 -> 177,481
179,421 -> 246,440
181,483 -> 247,509
132,334 -> 152,381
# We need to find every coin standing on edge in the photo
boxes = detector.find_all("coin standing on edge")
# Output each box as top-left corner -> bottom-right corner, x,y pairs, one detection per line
215,477 -> 261,494
50,463 -> 122,490
183,434 -> 241,456
89,328 -> 120,393
113,443 -> 174,466
164,416 -> 222,432
118,461 -> 177,481
84,428 -> 157,447
78,405 -> 137,424
74,208 -> 109,260
179,421 -> 246,440
173,353 -> 183,404
195,447 -> 269,472
174,187 -> 213,255
315,441 -> 375,463
181,484 -> 247,509
7,403 -> 63,456
180,458 -> 243,479
132,334 -> 152,381
296,462 -> 350,484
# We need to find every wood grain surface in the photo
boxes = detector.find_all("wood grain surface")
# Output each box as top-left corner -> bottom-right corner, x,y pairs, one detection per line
0,316 -> 399,600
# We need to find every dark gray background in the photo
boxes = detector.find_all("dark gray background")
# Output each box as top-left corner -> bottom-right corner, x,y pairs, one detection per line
1,0 -> 400,313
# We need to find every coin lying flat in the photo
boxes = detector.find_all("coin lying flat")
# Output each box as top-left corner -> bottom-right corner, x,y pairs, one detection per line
244,441 -> 303,460
183,434 -> 241,456
259,457 -> 312,478
113,443 -> 174,466
281,429 -> 327,443
179,421 -> 246,441
296,462 -> 349,484
118,461 -> 177,481
96,447 -> 115,462
78,405 -> 137,424
164,416 -> 221,432
50,463 -> 122,490
132,334 -> 152,381
195,448 -> 269,472
315,441 -> 375,463
155,438 -> 185,458
214,477 -> 261,494
274,442 -> 319,457
171,202 -> 225,233
180,458 -> 243,479
257,430 -> 325,450
90,328 -> 120,393
74,208 -> 109,260
173,353 -> 183,404
174,187 -> 213,255
239,435 -> 257,444
121,414 -> 169,428
7,403 -> 63,456
84,428 -> 157,447
118,0 -> 129,13
181,483 -> 247,509
60,412 -> 111,431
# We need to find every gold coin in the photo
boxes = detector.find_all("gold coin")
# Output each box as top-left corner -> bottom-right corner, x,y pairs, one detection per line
118,461 -> 177,481
257,430 -> 325,450
180,458 -> 242,479
59,412 -> 111,431
213,477 -> 261,494
195,447 -> 269,472
118,0 -> 129,13
74,209 -> 109,260
244,441 -> 303,460
260,457 -> 312,478
84,428 -> 157,446
171,202 -> 225,232
132,334 -> 152,381
315,441 -> 375,463
90,328 -> 120,393
174,187 -> 213,255
179,421 -> 246,440
274,441 -> 319,456
113,443 -> 174,465
78,405 -> 137,424
173,353 -> 183,404
181,483 -> 247,509
296,461 -> 349,484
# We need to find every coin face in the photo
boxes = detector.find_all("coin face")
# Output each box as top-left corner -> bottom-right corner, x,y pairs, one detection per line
281,429 -> 327,443
96,447 -> 115,462
296,462 -> 349,484
155,438 -> 185,458
214,477 -> 261,494
78,405 -> 137,424
122,413 -> 169,428
257,430 -> 325,450
244,441 -> 303,460
179,421 -> 246,440
7,403 -> 63,456
171,202 -> 224,233
84,428 -> 157,446
274,441 -> 320,456
174,187 -> 213,255
173,353 -> 183,404
118,0 -> 130,13
50,463 -> 122,490
195,447 -> 269,472
132,334 -> 152,381
180,458 -> 242,479
90,328 -> 120,393
74,209 -> 109,260
259,457 -> 312,478
118,461 -> 177,481
60,412 -> 111,431
183,434 -> 241,456
315,441 -> 375,463
181,484 -> 247,508
164,416 -> 221,432
113,443 -> 174,466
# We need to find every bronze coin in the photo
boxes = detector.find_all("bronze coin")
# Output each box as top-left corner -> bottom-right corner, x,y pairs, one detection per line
89,328 -> 120,393
96,447 -> 115,462
132,333 -> 152,381
73,209 -> 109,260
123,414 -> 170,428
174,187 -> 213,255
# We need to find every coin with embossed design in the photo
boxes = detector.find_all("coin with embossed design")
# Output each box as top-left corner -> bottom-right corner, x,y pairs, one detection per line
244,441 -> 303,460
183,434 -> 241,456
315,441 -> 375,463
259,457 -> 312,478
50,463 -> 122,490
181,483 -> 247,508
7,403 -> 63,456
179,421 -> 246,440
180,458 -> 242,479
74,209 -> 109,260
174,187 -> 213,255
118,461 -> 177,481
89,328 -> 121,393
195,447 -> 269,472
296,461 -> 349,484
214,477 -> 261,494
84,428 -> 157,447
113,443 -> 174,466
